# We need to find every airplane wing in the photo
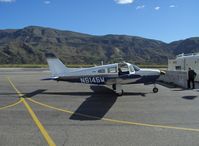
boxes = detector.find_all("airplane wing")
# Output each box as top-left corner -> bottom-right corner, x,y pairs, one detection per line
41,76 -> 59,81
106,74 -> 141,85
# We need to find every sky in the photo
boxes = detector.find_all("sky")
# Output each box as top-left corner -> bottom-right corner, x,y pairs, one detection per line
0,0 -> 198,43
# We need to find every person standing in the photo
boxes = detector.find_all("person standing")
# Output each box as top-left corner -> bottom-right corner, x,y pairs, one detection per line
187,67 -> 197,89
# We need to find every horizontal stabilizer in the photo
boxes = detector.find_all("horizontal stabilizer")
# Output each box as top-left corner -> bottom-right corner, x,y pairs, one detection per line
41,77 -> 59,81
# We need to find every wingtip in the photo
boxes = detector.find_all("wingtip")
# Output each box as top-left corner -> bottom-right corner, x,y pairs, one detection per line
41,77 -> 59,81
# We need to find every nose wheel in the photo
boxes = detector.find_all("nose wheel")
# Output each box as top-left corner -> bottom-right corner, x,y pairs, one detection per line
153,84 -> 158,93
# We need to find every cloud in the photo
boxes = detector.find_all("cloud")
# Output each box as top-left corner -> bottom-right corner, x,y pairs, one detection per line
136,5 -> 145,10
44,0 -> 51,4
154,6 -> 160,10
169,5 -> 175,8
114,0 -> 134,4
0,0 -> 15,2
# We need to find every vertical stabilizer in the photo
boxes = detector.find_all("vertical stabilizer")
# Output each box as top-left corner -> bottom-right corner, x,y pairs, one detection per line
45,53 -> 68,77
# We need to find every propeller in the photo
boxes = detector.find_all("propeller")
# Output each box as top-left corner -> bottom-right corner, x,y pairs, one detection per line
160,70 -> 166,75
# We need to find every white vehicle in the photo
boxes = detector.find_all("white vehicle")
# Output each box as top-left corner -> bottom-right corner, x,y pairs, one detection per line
168,53 -> 199,72
43,53 -> 165,95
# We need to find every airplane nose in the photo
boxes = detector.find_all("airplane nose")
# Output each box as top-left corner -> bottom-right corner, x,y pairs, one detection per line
160,70 -> 166,75
152,69 -> 165,76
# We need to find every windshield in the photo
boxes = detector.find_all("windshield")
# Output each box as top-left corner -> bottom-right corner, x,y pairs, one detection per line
132,65 -> 140,71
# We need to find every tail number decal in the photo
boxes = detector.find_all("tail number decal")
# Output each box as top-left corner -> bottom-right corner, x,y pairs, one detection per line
80,77 -> 105,84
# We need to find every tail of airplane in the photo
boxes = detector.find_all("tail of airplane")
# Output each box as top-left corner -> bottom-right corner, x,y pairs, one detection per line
45,53 -> 69,77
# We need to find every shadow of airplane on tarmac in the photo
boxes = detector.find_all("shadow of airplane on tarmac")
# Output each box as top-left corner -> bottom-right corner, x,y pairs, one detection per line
69,86 -> 146,121
20,85 -> 147,121
182,95 -> 198,100
0,89 -> 47,98
21,89 -> 47,98
69,85 -> 118,121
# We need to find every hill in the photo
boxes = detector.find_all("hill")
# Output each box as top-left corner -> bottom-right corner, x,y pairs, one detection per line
168,37 -> 199,55
0,26 -> 198,65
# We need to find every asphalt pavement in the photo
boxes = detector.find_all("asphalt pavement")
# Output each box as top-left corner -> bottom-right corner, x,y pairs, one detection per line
1,68 -> 199,146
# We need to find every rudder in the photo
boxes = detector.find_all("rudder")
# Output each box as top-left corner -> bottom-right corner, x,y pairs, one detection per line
45,53 -> 68,77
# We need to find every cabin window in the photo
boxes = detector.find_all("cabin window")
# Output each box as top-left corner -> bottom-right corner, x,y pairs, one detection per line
175,66 -> 181,70
108,67 -> 117,73
98,69 -> 105,73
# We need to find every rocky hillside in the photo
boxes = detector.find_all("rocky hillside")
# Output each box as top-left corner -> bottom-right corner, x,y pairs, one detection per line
0,26 -> 198,65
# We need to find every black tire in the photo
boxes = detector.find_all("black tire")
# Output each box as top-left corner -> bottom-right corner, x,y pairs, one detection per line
112,84 -> 116,90
117,90 -> 124,96
153,87 -> 158,93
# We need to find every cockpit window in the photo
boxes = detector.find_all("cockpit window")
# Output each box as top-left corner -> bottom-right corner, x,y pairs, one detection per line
133,65 -> 140,71
118,63 -> 130,75
118,63 -> 129,72
130,65 -> 135,72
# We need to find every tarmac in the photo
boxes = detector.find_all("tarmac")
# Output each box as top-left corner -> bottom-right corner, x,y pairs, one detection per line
1,68 -> 199,146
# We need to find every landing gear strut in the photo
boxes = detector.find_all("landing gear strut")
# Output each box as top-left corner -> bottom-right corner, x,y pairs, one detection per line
112,84 -> 124,96
112,84 -> 116,90
153,84 -> 158,93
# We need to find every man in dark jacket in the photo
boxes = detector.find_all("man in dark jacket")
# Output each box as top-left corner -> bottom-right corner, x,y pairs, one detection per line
187,67 -> 197,89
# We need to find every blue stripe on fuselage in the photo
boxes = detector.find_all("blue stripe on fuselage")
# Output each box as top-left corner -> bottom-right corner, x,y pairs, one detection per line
53,74 -> 159,85
133,75 -> 160,84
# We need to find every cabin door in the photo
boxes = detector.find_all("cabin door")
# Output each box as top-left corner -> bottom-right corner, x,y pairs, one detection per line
118,63 -> 130,76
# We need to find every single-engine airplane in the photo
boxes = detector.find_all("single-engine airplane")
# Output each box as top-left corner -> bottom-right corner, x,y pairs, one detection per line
43,53 -> 165,96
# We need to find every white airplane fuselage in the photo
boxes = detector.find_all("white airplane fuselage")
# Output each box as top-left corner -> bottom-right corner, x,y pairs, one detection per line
44,54 -> 164,95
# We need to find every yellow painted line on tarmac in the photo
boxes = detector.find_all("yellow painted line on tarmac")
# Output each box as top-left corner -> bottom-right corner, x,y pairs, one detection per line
0,99 -> 22,110
7,77 -> 56,146
28,98 -> 97,119
28,98 -> 199,133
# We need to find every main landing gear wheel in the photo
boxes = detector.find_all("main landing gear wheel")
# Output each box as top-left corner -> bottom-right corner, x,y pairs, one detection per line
153,87 -> 158,93
113,84 -> 124,96
112,84 -> 116,90
117,90 -> 124,96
